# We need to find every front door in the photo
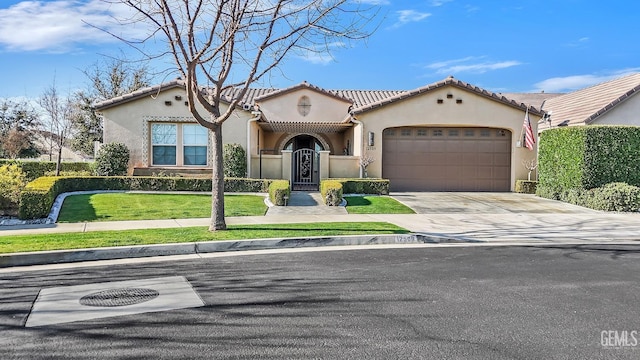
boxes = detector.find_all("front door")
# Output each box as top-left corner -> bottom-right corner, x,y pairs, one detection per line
292,148 -> 319,190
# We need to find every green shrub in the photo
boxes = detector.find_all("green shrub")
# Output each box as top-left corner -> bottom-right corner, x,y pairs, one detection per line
321,180 -> 343,206
585,182 -> 640,212
0,160 -> 93,181
0,164 -> 27,215
515,180 -> 537,194
268,180 -> 290,206
224,177 -> 271,192
94,143 -> 130,176
223,143 -> 247,178
331,178 -> 390,195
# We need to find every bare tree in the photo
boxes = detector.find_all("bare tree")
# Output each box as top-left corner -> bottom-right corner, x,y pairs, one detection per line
40,82 -> 75,176
71,58 -> 152,157
103,0 -> 379,230
0,100 -> 41,159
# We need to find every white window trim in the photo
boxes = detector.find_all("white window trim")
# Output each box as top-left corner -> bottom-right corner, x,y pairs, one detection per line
142,117 -> 212,167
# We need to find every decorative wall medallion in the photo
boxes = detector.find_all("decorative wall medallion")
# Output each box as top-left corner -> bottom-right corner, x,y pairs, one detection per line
297,96 -> 311,116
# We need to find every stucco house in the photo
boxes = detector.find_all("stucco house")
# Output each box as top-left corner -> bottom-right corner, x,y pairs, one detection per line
94,76 -> 543,192
539,72 -> 640,130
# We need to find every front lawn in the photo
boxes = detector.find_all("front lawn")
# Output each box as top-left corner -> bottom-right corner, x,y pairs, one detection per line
57,193 -> 267,222
345,196 -> 415,214
0,222 -> 410,254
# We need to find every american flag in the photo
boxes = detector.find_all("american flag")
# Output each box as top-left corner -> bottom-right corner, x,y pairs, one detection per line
523,108 -> 535,150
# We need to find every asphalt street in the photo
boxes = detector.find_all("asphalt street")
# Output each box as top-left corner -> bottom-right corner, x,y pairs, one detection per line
2,244 -> 640,359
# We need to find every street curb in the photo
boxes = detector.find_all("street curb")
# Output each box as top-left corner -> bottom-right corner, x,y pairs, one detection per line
0,233 -> 469,268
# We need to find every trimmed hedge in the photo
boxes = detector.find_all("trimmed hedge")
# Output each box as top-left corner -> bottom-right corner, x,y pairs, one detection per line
268,180 -> 290,206
0,160 -> 93,181
19,176 -> 273,220
544,182 -> 640,212
515,180 -> 537,194
332,178 -> 390,195
321,180 -> 343,206
538,126 -> 640,196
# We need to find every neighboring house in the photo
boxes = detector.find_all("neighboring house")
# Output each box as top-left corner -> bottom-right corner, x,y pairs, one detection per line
94,76 -> 543,192
540,72 -> 640,130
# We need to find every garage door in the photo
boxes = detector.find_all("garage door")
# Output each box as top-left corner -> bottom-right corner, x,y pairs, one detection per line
382,127 -> 511,191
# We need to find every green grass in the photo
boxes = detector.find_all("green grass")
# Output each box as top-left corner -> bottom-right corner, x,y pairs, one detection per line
345,196 -> 415,214
0,222 -> 410,254
57,193 -> 267,222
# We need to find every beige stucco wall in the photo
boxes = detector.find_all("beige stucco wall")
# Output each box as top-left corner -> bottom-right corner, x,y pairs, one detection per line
258,88 -> 351,123
592,95 -> 640,126
250,155 -> 282,179
356,86 -> 540,190
100,87 -> 252,171
329,156 -> 360,178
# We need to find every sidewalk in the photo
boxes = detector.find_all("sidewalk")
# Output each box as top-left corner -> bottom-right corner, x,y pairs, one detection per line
2,192 -> 640,268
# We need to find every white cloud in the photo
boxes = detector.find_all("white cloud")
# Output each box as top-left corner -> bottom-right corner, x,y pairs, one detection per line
426,56 -> 522,75
0,0 -> 148,52
430,0 -> 453,6
534,68 -> 640,92
390,9 -> 431,28
297,42 -> 346,65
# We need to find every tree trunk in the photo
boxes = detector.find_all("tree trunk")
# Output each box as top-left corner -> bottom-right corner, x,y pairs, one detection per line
56,144 -> 62,176
209,124 -> 226,231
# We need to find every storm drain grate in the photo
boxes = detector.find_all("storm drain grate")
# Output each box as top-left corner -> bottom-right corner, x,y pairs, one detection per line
79,288 -> 160,307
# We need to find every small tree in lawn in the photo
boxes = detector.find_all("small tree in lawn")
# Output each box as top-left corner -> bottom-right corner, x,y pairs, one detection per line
522,159 -> 538,181
103,0 -> 380,231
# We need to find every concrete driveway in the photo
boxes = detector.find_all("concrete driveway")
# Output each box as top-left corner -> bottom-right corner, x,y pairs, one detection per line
383,192 -> 640,243
390,192 -> 597,214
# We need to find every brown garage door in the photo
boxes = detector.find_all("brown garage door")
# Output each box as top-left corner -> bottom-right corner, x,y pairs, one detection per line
382,127 -> 511,191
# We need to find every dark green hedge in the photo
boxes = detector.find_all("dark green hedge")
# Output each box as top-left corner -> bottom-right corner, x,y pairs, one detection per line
0,160 -> 93,181
332,178 -> 390,195
538,126 -> 640,197
19,176 -> 273,219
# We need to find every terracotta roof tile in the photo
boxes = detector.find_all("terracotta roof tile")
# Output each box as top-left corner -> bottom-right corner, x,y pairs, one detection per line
541,73 -> 640,127
95,76 -> 548,117
350,76 -> 545,116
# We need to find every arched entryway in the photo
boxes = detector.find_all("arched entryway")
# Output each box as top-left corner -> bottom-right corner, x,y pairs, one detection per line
285,135 -> 325,190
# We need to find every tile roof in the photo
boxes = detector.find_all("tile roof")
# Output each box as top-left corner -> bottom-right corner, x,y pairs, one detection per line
350,76 -> 546,116
93,79 -> 184,110
94,76 -> 546,116
541,72 -> 640,127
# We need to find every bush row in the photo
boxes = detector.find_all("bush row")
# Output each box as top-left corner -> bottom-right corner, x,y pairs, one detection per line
331,178 -> 390,195
0,160 -> 93,181
537,182 -> 640,212
19,176 -> 273,220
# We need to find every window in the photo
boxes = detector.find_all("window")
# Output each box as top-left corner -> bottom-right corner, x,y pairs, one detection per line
183,124 -> 208,165
152,124 -> 177,165
417,129 -> 427,136
448,129 -> 459,137
401,129 -> 412,136
151,123 -> 208,166
433,129 -> 443,137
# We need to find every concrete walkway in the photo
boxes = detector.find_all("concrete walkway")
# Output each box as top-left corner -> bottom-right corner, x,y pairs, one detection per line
265,192 -> 347,215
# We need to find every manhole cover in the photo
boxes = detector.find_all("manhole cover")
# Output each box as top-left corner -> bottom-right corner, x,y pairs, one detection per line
79,288 -> 160,307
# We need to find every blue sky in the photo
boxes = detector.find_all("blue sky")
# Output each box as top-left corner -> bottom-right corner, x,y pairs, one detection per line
1,0 -> 639,101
